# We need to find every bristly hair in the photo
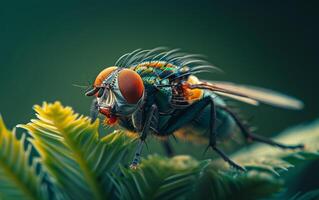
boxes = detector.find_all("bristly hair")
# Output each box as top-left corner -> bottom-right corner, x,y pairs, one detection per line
114,47 -> 222,79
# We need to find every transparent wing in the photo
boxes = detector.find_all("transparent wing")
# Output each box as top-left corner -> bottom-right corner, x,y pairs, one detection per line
188,80 -> 304,110
214,92 -> 260,106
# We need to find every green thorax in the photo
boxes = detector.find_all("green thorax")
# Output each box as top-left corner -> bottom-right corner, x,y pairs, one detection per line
130,61 -> 178,111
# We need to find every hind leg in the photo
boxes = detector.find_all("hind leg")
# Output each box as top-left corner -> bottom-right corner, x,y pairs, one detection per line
161,140 -> 174,157
218,106 -> 304,149
160,96 -> 245,171
206,99 -> 246,171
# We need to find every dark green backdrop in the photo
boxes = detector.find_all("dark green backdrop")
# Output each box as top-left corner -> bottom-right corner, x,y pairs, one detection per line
1,0 -> 318,136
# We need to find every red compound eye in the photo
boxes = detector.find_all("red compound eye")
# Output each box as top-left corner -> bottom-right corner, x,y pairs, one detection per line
118,69 -> 144,104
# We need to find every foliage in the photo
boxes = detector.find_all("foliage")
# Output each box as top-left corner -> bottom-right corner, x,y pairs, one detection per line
288,189 -> 319,200
0,117 -> 47,200
231,118 -> 319,175
18,102 -> 135,200
0,101 -> 318,200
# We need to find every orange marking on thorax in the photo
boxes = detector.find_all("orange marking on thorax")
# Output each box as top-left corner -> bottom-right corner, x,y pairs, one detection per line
182,75 -> 204,103
134,61 -> 175,69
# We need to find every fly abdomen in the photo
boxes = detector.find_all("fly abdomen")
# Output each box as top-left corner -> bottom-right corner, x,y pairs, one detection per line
172,107 -> 240,145
180,94 -> 240,143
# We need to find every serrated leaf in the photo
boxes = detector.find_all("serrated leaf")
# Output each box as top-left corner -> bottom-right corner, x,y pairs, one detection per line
3,101 -> 319,200
115,119 -> 319,200
230,120 -> 319,176
288,189 -> 319,200
18,102 -> 135,200
117,155 -> 282,200
0,116 -> 48,200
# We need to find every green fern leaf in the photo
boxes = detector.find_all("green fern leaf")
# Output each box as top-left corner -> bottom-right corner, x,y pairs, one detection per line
117,155 -> 282,200
0,116 -> 48,200
18,102 -> 135,200
287,189 -> 319,200
231,120 -> 319,175
190,165 -> 283,200
8,101 -> 319,200
116,119 -> 319,200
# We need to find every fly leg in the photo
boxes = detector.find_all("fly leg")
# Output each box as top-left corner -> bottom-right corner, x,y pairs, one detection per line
90,99 -> 99,123
130,104 -> 157,169
207,99 -> 246,171
160,96 -> 245,171
161,140 -> 174,157
218,106 -> 304,149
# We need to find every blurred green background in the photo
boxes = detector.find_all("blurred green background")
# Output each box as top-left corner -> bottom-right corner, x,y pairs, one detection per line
1,0 -> 319,196
0,1 -> 318,137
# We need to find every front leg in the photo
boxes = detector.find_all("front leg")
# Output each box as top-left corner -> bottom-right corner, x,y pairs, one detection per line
130,104 -> 157,169
90,99 -> 99,123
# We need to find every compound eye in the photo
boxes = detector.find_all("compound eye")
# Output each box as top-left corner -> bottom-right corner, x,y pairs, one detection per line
94,66 -> 118,87
118,69 -> 144,104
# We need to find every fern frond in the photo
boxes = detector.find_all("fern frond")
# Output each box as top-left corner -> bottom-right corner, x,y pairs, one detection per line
0,116 -> 47,200
117,119 -> 319,200
18,102 -> 135,200
9,102 -> 319,200
231,120 -> 319,175
190,165 -> 283,200
288,189 -> 319,200
117,155 -> 282,200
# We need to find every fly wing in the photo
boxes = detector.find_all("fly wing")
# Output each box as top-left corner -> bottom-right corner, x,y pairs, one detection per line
214,92 -> 260,106
189,80 -> 303,110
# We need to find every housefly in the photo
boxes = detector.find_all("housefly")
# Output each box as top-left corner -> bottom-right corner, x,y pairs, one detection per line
85,48 -> 304,170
